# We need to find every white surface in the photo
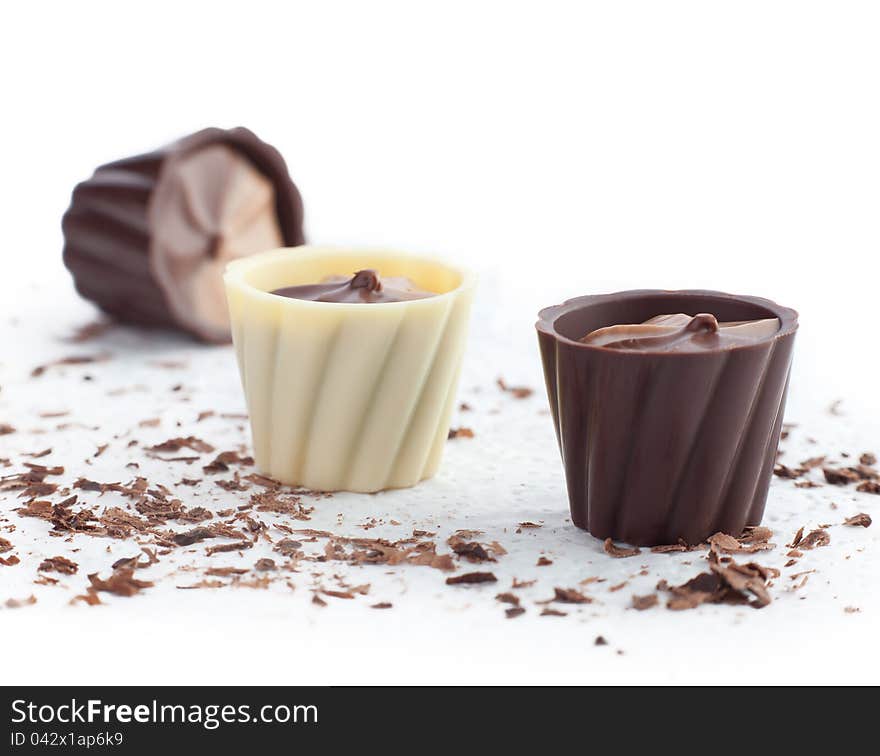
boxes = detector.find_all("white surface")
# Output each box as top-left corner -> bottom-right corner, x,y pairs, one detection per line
2,1 -> 879,685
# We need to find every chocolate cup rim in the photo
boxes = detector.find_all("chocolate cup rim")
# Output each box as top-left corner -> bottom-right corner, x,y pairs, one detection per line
536,289 -> 799,355
224,245 -> 476,309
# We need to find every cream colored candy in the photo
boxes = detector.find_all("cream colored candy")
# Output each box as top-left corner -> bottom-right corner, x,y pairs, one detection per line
224,247 -> 475,492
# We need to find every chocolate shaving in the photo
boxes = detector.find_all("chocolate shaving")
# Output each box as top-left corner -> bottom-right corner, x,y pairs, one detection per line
446,571 -> 497,585
540,608 -> 566,617
4,595 -> 37,609
505,607 -> 526,619
536,556 -> 553,566
86,567 -> 153,597
205,540 -> 253,556
553,587 -> 592,604
495,592 -> 520,606
31,353 -> 111,377
447,534 -> 497,563
0,537 -> 12,554
371,602 -> 393,609
202,450 -> 254,474
798,529 -> 830,550
149,436 -> 215,454
0,423 -> 16,435
844,513 -> 872,528
172,527 -> 216,546
447,427 -> 475,439
632,594 -> 659,610
823,467 -> 861,485
859,452 -> 877,466
857,481 -> 880,494
38,556 -> 78,575
603,538 -> 641,558
497,377 -> 533,399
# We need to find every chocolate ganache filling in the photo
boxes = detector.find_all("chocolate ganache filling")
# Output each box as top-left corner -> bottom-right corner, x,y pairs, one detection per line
579,313 -> 780,352
271,269 -> 436,303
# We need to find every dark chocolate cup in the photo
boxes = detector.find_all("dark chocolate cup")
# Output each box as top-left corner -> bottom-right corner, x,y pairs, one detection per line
536,290 -> 798,547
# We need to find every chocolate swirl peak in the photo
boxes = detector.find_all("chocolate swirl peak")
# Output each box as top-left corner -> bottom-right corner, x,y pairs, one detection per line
579,312 -> 780,352
271,269 -> 436,303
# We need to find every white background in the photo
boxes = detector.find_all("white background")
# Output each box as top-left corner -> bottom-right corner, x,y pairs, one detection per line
1,1 -> 879,685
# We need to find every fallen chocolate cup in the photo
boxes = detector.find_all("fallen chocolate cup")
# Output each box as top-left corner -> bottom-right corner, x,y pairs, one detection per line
536,290 -> 798,546
62,127 -> 305,343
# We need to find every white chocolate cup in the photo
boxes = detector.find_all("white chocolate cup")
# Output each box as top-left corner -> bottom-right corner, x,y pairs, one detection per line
224,247 -> 475,492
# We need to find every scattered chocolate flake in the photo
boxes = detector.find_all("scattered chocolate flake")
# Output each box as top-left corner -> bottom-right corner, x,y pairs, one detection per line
632,594 -> 659,611
789,527 -> 805,548
594,636 -> 608,646
4,595 -> 37,609
65,320 -> 115,343
603,538 -> 641,558
311,593 -> 327,607
512,578 -> 536,589
87,567 -> 153,597
774,464 -> 805,479
553,587 -> 592,604
205,540 -> 253,556
202,450 -> 254,474
172,527 -> 216,546
664,554 -> 777,610
447,533 -> 501,563
254,558 -> 277,571
38,556 -> 78,575
823,467 -> 861,485
505,607 -> 526,619
205,567 -> 249,577
516,522 -> 542,534
844,513 -> 872,528
860,452 -> 877,466
536,556 -> 553,566
708,530 -> 774,554
857,481 -> 880,494
178,478 -> 202,486
24,448 -> 52,459
322,589 -> 355,600
0,424 -> 15,435
650,542 -> 689,553
0,555 -> 21,567
496,592 -> 520,606
0,537 -> 12,553
497,377 -> 533,399
447,427 -> 475,439
446,571 -> 497,585
798,529 -> 831,550
215,472 -> 249,491
371,602 -> 393,609
71,591 -> 102,606
94,444 -> 108,458
31,353 -> 111,377
540,608 -> 567,617
149,436 -> 215,454
795,480 -> 821,489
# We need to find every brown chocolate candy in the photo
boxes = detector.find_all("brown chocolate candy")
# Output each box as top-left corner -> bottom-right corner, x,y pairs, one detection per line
537,290 -> 798,546
62,127 -> 305,343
